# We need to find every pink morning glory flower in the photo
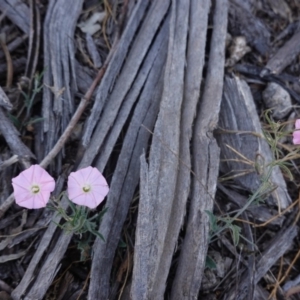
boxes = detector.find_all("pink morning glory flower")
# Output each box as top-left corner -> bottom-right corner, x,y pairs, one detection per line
293,119 -> 300,145
67,166 -> 109,209
12,165 -> 55,209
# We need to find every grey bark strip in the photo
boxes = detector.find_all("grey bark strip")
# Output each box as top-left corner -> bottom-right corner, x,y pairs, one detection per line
218,184 -> 284,226
79,0 -> 170,168
217,76 -> 291,210
225,225 -> 298,300
131,0 -> 189,298
151,0 -> 210,297
0,0 -> 30,34
42,0 -> 83,170
81,0 -> 151,147
228,0 -> 270,56
25,0 -> 40,83
11,179 -> 70,300
262,29 -> 300,75
0,34 -> 28,60
0,57 -> 26,77
94,16 -> 170,172
132,153 -> 154,300
171,0 -> 228,298
88,32 -> 168,300
0,107 -> 35,159
0,86 -> 12,110
0,249 -> 27,263
23,228 -> 72,300
0,154 -> 18,171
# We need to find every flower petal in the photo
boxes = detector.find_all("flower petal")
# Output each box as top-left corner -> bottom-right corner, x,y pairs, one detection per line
88,167 -> 107,185
71,193 -> 89,207
32,193 -> 48,209
92,184 -> 109,199
293,131 -> 300,145
12,165 -> 55,209
12,173 -> 31,190
68,184 -> 85,200
78,166 -> 93,182
67,167 -> 109,208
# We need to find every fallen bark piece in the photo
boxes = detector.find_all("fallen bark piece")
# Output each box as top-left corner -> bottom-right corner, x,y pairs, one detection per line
11,171 -> 71,300
0,107 -> 35,160
0,0 -> 30,34
22,228 -> 72,300
218,75 -> 291,210
88,21 -> 168,299
80,0 -> 170,168
81,0 -> 151,147
0,155 -> 18,171
218,184 -> 285,227
24,0 -> 41,86
94,15 -> 170,172
225,225 -> 298,300
0,87 -> 12,110
131,0 -> 189,298
151,0 -> 210,295
171,0 -> 228,298
262,28 -> 300,76
42,0 -> 84,171
228,0 -> 271,56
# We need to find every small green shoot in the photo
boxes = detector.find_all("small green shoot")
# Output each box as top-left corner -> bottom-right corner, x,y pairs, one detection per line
205,255 -> 217,270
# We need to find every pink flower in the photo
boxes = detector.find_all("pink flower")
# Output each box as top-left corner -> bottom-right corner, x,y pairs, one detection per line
293,119 -> 300,145
67,166 -> 109,209
12,165 -> 55,209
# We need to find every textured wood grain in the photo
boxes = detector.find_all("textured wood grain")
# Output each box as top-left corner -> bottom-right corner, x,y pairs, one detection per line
0,107 -> 35,159
171,0 -> 228,298
149,0 -> 210,297
262,29 -> 300,75
225,225 -> 298,300
229,0 -> 270,55
42,0 -> 83,171
131,0 -> 189,298
80,0 -> 170,168
23,227 -> 72,300
0,86 -> 12,110
94,17 -> 169,172
11,173 -> 70,300
88,17 -> 168,300
218,76 -> 291,210
0,0 -> 30,34
81,0 -> 151,147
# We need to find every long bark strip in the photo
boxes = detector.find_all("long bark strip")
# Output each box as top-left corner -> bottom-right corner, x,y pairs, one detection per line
150,0 -> 210,297
132,0 -> 189,298
225,225 -> 297,300
79,0 -> 170,168
171,1 -> 228,298
87,20 -> 169,300
81,0 -> 151,147
218,76 -> 291,210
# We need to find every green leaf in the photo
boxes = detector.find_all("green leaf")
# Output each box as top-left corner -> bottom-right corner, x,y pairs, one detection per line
205,255 -> 217,270
25,117 -> 44,126
98,207 -> 108,219
229,224 -> 241,246
91,230 -> 105,241
118,239 -> 127,248
7,113 -> 21,129
205,210 -> 219,233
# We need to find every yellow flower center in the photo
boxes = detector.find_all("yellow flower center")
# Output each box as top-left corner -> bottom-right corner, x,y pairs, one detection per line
82,184 -> 91,193
31,185 -> 40,194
